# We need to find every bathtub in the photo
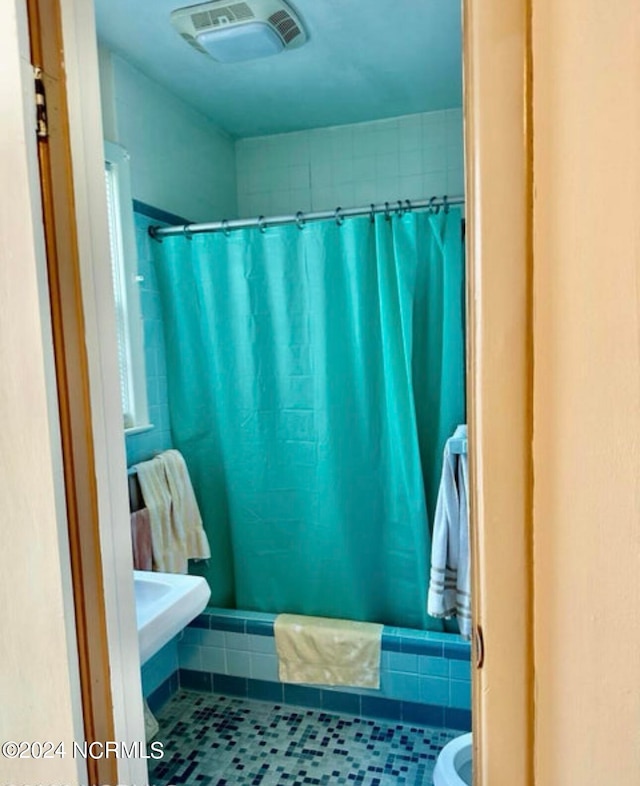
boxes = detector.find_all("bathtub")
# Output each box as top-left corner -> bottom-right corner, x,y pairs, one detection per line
162,607 -> 473,730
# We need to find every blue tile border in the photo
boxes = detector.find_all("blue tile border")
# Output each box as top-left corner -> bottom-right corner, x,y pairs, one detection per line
176,670 -> 472,732
283,683 -> 323,709
380,632 -> 403,652
133,199 -> 190,227
361,695 -> 402,722
248,679 -> 284,704
321,689 -> 361,716
180,669 -> 212,693
443,641 -> 471,661
402,700 -> 444,728
444,707 -> 472,731
401,637 -> 445,657
190,614 -> 210,629
213,673 -> 248,697
146,672 -> 179,715
208,615 -> 245,633
246,619 -> 274,636
196,608 -> 470,659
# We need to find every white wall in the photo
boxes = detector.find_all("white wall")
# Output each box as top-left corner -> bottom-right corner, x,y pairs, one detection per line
235,109 -> 464,217
98,48 -> 463,223
99,48 -> 238,222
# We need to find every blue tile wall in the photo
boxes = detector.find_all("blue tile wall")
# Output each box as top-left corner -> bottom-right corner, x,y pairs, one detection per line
176,609 -> 472,731
146,672 -> 179,715
141,636 -> 179,697
124,209 -> 173,467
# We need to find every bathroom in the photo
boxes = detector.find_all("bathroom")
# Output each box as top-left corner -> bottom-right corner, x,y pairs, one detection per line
97,1 -> 470,784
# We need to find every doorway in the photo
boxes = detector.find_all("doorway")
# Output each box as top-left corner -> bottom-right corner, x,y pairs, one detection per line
18,0 -> 533,784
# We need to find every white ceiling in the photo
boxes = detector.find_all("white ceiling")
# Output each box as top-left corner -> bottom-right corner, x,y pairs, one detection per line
94,0 -> 462,138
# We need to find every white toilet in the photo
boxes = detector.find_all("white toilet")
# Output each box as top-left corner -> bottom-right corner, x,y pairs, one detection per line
433,732 -> 472,786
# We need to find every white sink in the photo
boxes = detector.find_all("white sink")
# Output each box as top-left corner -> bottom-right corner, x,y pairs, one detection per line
133,570 -> 211,664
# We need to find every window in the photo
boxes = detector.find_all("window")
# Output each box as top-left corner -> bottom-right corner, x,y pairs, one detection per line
104,141 -> 149,431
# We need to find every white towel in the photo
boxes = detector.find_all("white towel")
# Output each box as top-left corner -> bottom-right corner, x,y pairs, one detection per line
160,449 -> 211,561
427,427 -> 472,639
136,456 -> 187,573
274,614 -> 383,689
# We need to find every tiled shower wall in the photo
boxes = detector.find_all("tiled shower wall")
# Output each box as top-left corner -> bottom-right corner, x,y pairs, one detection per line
235,109 -> 464,217
99,48 -> 238,223
124,210 -> 174,466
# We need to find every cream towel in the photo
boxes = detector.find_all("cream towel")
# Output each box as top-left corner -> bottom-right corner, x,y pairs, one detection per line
160,449 -> 211,561
274,614 -> 383,689
136,456 -> 187,574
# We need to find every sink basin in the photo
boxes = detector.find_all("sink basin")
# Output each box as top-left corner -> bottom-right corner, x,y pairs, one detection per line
134,570 -> 211,663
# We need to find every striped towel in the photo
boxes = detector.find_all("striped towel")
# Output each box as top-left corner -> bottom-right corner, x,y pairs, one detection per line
427,431 -> 471,639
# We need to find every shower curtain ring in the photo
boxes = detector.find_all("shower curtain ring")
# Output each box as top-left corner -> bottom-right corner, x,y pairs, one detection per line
183,224 -> 194,240
443,196 -> 450,214
295,211 -> 306,229
258,215 -> 267,233
429,196 -> 439,215
148,225 -> 162,243
335,207 -> 344,226
405,199 -> 412,212
370,204 -> 376,223
384,202 -> 391,221
222,219 -> 231,236
396,200 -> 404,217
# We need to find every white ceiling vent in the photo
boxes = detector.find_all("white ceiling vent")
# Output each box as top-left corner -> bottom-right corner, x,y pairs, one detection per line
171,0 -> 307,63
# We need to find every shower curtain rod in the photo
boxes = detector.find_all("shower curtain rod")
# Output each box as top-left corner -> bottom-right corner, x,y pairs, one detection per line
149,194 -> 465,240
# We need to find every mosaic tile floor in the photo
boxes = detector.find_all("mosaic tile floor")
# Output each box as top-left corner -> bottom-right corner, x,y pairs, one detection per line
148,690 -> 457,786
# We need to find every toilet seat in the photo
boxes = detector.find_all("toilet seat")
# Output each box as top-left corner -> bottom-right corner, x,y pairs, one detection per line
433,732 -> 472,786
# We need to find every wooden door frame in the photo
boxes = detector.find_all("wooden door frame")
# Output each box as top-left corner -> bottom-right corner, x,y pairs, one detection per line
464,1 -> 534,783
26,4 -> 116,783
25,0 -> 148,784
26,0 -> 534,784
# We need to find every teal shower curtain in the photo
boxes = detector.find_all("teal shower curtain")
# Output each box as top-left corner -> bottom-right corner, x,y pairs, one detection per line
152,208 -> 465,630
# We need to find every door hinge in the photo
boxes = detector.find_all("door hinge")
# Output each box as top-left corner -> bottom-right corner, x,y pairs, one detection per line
474,624 -> 485,669
34,67 -> 48,140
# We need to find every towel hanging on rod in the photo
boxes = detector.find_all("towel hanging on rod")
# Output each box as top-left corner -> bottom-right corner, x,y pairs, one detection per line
448,424 -> 468,456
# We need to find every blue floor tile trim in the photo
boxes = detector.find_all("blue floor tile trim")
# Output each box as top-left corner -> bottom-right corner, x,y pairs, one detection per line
283,683 -> 323,709
179,668 -> 212,693
444,707 -> 472,731
177,670 -> 472,733
402,702 -> 445,729
148,690 -> 459,786
248,679 -> 284,704
213,674 -> 248,697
